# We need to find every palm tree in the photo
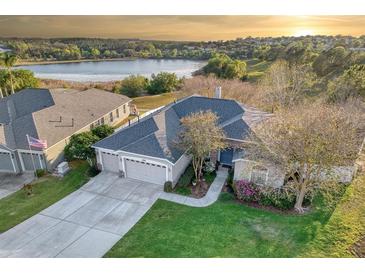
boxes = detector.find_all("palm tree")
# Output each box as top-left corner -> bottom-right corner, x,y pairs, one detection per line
1,53 -> 18,94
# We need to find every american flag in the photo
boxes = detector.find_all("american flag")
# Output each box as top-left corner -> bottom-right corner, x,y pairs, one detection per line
27,135 -> 47,149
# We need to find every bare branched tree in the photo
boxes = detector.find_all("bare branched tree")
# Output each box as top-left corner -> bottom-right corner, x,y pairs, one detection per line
177,111 -> 226,185
258,60 -> 317,112
246,103 -> 362,213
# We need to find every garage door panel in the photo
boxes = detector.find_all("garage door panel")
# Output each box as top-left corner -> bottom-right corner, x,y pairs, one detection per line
125,158 -> 166,185
0,152 -> 14,172
101,152 -> 119,173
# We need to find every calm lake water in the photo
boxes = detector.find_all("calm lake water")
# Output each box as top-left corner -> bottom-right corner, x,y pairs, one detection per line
17,59 -> 205,82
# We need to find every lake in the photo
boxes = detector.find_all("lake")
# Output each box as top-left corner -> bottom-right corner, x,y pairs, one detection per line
17,59 -> 205,82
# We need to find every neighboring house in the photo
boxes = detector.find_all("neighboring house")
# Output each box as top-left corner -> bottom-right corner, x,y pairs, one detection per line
0,88 -> 131,173
93,90 -> 356,188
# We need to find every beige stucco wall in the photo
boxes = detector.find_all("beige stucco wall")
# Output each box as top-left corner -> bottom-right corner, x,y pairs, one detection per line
233,159 -> 285,188
172,154 -> 192,185
44,103 -> 130,170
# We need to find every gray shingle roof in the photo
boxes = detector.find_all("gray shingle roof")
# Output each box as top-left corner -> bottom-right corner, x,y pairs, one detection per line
94,117 -> 159,151
172,96 -> 244,124
94,95 -> 249,163
0,88 -> 53,124
223,119 -> 251,140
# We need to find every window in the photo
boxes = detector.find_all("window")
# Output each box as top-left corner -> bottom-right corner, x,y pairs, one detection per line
116,108 -> 120,118
123,105 -> 126,114
101,117 -> 105,125
109,112 -> 114,122
250,165 -> 268,185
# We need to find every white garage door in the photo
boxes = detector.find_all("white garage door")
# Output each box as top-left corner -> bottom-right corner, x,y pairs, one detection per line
101,152 -> 119,173
125,158 -> 166,185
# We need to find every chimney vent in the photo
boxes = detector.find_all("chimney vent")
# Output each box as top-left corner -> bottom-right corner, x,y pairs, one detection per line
214,86 -> 222,99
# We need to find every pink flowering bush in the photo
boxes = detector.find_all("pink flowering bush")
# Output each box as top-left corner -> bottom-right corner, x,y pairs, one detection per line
233,179 -> 260,202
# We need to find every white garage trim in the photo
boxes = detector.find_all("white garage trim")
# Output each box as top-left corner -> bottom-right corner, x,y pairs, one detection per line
18,150 -> 25,171
10,153 -> 16,172
118,150 -> 174,165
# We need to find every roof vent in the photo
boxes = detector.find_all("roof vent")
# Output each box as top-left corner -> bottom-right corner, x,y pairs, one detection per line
214,86 -> 222,99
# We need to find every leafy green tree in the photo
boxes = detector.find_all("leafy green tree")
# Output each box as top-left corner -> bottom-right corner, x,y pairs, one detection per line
119,75 -> 149,97
91,124 -> 115,139
253,45 -> 271,60
64,132 -> 100,162
171,48 -> 178,57
202,53 -> 247,80
312,46 -> 350,77
0,69 -> 39,97
147,72 -> 181,94
90,48 -> 100,59
327,64 -> 365,102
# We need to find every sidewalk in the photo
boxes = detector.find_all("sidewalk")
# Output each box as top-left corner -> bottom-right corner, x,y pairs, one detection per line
159,168 -> 228,207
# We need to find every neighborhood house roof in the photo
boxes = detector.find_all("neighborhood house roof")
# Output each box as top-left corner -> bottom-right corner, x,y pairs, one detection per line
0,88 -> 131,151
94,95 -> 252,163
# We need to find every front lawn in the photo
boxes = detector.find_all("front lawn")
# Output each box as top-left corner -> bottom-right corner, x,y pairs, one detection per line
0,161 -> 90,233
106,174 -> 365,258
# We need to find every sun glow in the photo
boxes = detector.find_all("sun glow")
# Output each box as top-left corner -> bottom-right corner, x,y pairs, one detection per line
293,29 -> 315,37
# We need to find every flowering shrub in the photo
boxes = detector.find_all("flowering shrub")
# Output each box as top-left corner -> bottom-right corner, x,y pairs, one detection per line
233,180 -> 260,202
203,161 -> 216,173
259,188 -> 296,210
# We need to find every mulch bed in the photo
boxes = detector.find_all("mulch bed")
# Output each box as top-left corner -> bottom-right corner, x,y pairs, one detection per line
190,180 -> 210,198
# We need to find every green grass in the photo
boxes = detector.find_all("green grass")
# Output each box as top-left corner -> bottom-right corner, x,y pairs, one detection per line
245,58 -> 272,83
106,174 -> 365,258
203,171 -> 216,185
132,92 -> 184,111
304,174 -> 365,257
0,161 -> 90,233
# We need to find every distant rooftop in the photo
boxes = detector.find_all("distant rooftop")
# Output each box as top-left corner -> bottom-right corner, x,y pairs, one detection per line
0,88 -> 131,150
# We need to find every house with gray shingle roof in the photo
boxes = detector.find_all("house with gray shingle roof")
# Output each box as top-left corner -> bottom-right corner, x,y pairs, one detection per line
93,92 -> 275,186
0,88 -> 131,174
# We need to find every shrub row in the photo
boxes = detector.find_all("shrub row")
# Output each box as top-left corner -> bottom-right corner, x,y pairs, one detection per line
233,179 -> 296,210
178,165 -> 195,187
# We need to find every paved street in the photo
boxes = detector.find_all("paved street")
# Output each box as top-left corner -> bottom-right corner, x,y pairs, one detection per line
0,172 -> 162,258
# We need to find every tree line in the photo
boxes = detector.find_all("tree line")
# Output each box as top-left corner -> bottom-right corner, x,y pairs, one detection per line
1,35 -> 365,62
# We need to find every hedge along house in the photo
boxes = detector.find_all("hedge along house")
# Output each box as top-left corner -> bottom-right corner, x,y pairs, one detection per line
92,88 -> 278,187
0,88 -> 131,174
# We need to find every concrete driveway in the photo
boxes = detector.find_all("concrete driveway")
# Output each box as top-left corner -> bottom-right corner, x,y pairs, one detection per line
0,172 -> 162,258
0,173 -> 34,199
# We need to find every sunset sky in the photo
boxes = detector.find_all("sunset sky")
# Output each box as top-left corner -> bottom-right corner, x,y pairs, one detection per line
0,16 -> 364,41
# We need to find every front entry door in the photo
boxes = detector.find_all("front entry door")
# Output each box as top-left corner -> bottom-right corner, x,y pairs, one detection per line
220,148 -> 234,166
